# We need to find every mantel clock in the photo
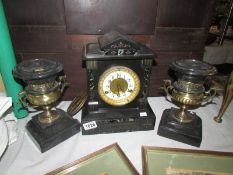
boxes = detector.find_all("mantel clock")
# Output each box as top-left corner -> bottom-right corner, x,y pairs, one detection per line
81,31 -> 156,135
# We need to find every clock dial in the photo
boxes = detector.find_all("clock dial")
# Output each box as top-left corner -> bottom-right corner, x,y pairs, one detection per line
98,66 -> 140,106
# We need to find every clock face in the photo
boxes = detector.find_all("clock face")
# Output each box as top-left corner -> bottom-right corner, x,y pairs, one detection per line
98,66 -> 140,106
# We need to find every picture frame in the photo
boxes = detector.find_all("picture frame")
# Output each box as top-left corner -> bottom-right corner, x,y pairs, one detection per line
142,146 -> 233,175
46,143 -> 139,175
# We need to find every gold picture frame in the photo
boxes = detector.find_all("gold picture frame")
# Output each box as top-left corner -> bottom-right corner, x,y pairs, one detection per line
142,146 -> 233,175
46,143 -> 139,175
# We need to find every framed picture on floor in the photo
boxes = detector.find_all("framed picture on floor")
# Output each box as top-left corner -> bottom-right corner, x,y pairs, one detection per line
46,143 -> 139,175
142,146 -> 233,175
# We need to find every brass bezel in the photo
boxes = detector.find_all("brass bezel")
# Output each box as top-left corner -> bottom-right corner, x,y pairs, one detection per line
98,66 -> 140,106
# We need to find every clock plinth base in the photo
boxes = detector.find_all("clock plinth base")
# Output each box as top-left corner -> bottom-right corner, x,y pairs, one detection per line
157,108 -> 202,147
26,109 -> 81,153
81,104 -> 156,135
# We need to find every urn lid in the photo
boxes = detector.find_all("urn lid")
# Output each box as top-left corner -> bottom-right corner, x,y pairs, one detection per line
13,59 -> 63,81
170,59 -> 217,77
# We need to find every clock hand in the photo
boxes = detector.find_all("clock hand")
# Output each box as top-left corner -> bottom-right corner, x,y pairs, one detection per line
117,84 -> 120,96
119,86 -> 124,93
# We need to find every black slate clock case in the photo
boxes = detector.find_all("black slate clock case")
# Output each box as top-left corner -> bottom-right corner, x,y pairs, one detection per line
81,31 -> 156,135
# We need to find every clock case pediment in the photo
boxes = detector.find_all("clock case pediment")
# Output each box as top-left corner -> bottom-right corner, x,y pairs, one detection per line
81,31 -> 156,135
98,31 -> 139,56
82,31 -> 154,61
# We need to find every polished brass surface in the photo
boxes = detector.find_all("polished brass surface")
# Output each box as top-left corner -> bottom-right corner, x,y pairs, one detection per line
110,78 -> 128,96
170,105 -> 193,123
214,71 -> 233,123
27,82 -> 57,94
38,105 -> 60,124
26,86 -> 62,124
98,66 -> 140,106
174,81 -> 204,93
67,91 -> 88,116
27,89 -> 61,106
163,80 -> 216,123
172,90 -> 204,106
18,76 -> 68,124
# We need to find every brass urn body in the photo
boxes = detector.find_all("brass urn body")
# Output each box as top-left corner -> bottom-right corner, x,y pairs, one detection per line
163,59 -> 217,123
163,79 -> 216,123
19,78 -> 66,124
13,59 -> 81,153
14,59 -> 66,124
158,59 -> 217,147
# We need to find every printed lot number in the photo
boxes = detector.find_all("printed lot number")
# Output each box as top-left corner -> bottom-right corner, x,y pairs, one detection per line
83,121 -> 97,130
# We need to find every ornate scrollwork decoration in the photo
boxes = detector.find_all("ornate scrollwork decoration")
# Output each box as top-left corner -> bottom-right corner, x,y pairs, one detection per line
142,66 -> 151,99
88,70 -> 95,101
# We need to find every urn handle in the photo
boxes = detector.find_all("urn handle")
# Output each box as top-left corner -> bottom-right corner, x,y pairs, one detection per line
18,91 -> 39,110
162,80 -> 174,102
202,87 -> 217,105
58,75 -> 69,93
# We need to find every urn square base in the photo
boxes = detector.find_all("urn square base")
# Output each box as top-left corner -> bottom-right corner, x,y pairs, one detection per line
26,109 -> 81,153
157,108 -> 202,147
